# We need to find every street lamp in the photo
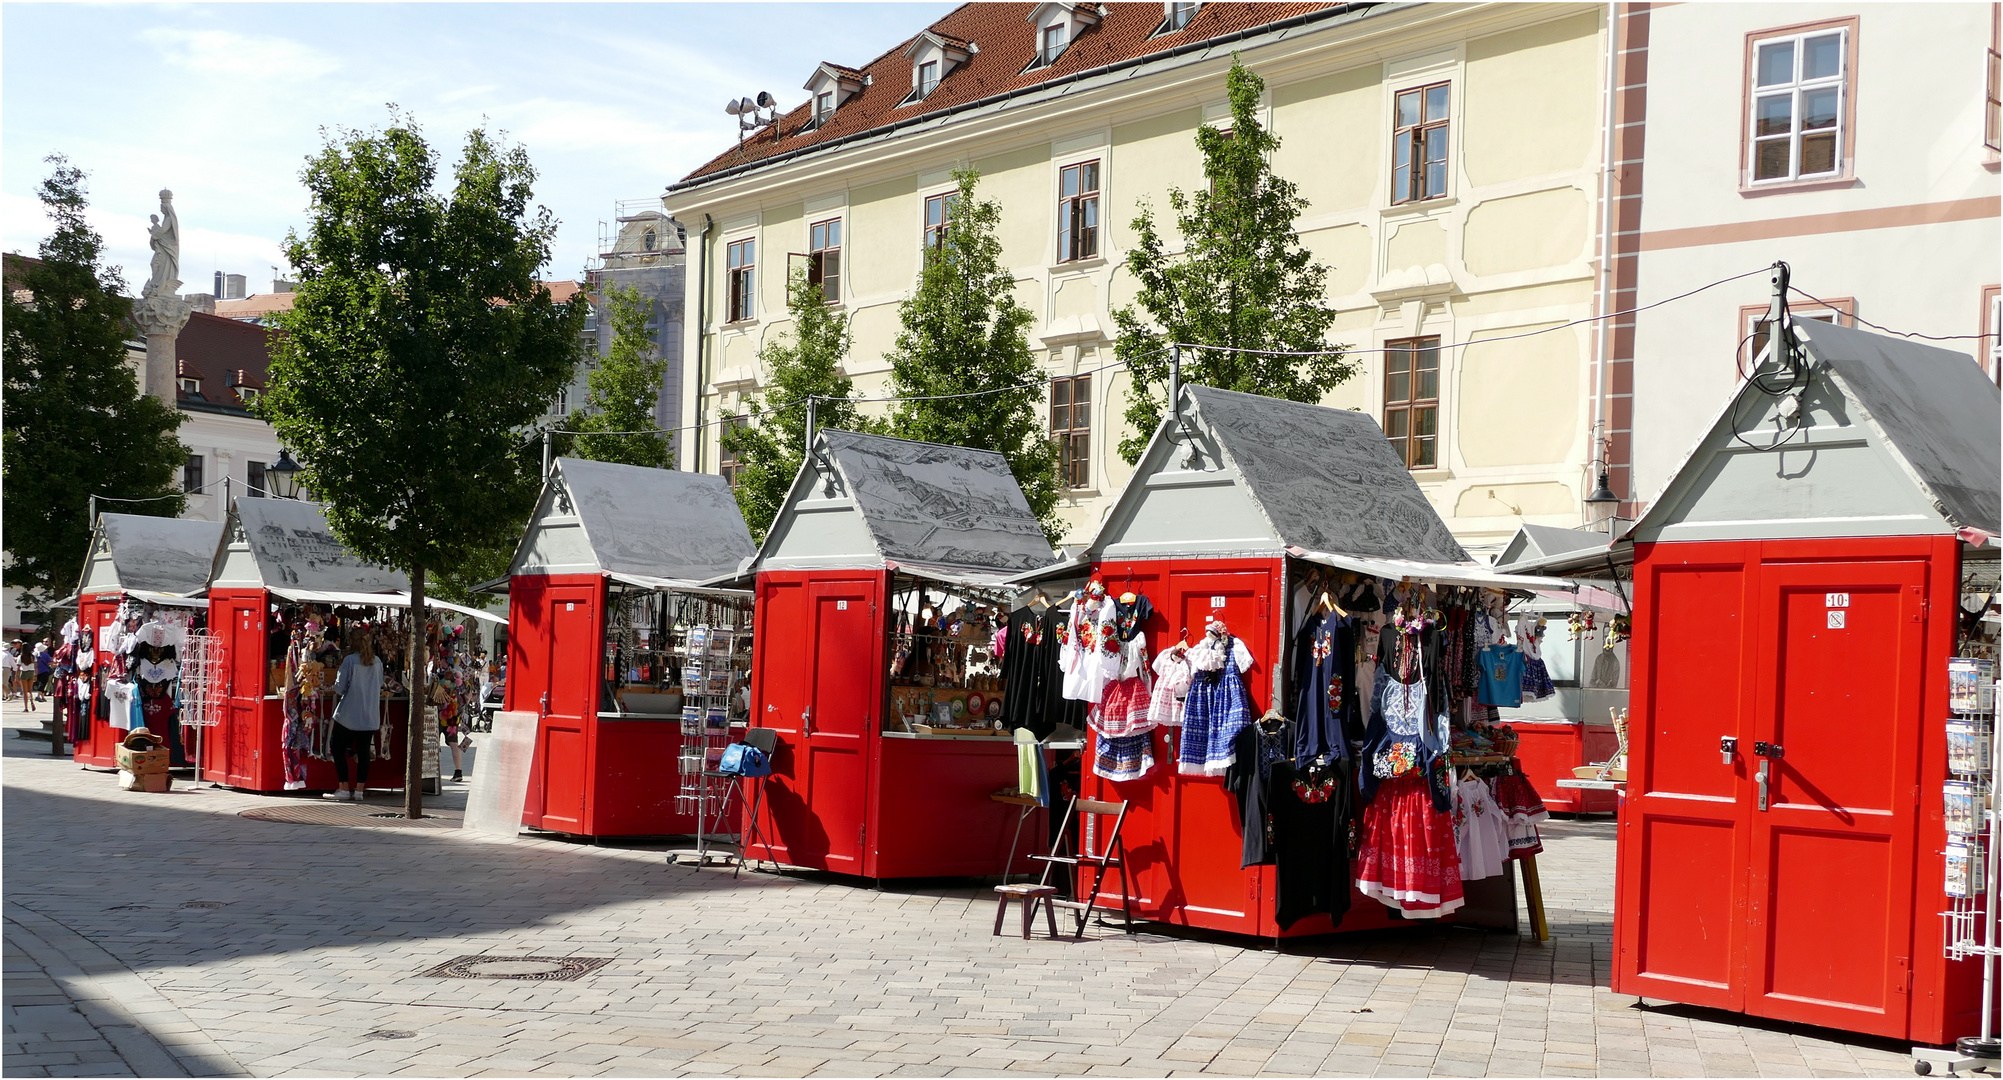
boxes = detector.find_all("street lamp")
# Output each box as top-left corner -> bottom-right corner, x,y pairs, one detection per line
266,449 -> 303,500
1584,464 -> 1621,536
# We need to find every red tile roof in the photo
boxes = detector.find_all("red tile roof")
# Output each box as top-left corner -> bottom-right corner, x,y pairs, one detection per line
677,2 -> 1350,188
174,311 -> 271,414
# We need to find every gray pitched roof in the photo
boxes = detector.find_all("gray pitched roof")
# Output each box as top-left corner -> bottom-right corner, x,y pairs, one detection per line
1187,385 -> 1469,562
230,499 -> 408,593
85,513 -> 225,594
1494,523 -> 1611,572
556,457 -> 757,582
1797,320 -> 2001,533
818,430 -> 1056,574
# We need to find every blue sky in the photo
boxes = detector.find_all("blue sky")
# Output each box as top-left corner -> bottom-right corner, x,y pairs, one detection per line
1,2 -> 956,294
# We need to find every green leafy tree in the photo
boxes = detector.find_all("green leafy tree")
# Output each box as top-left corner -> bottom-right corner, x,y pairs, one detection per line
261,115 -> 585,816
564,282 -> 673,468
720,270 -> 874,542
885,167 -> 1061,540
1113,58 -> 1351,462
2,156 -> 186,613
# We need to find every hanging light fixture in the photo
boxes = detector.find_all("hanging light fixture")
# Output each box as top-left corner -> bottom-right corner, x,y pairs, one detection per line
1585,464 -> 1620,535
266,449 -> 304,500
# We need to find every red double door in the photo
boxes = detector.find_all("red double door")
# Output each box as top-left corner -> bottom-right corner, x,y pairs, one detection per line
749,571 -> 881,876
1616,537 -> 1959,1041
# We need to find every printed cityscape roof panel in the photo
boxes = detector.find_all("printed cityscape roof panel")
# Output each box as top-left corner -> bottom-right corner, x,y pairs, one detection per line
1187,384 -> 1470,562
217,499 -> 408,593
77,513 -> 225,597
548,457 -> 757,584
757,430 -> 1057,575
822,430 -> 1057,573
1494,523 -> 1612,573
1627,321 -> 2001,544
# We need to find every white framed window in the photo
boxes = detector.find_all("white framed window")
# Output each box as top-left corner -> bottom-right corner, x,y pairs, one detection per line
915,60 -> 939,100
726,237 -> 755,322
1057,160 -> 1100,262
1747,27 -> 1849,184
1039,23 -> 1067,67
815,91 -> 835,125
808,218 -> 841,303
1163,1 -> 1198,32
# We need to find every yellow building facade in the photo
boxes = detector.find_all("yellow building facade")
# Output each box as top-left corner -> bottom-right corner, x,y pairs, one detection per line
665,1 -> 1612,557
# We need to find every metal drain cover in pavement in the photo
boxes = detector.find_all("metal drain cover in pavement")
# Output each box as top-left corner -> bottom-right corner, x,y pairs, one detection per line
421,955 -> 612,981
363,1030 -> 417,1040
238,804 -> 462,829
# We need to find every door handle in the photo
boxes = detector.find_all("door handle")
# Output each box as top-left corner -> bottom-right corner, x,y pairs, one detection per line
539,691 -> 549,718
1756,759 -> 1771,811
801,709 -> 811,736
1754,741 -> 1783,759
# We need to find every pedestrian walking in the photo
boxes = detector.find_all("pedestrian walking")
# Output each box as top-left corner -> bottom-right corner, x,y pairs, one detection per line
327,628 -> 383,802
33,640 -> 53,702
18,641 -> 40,713
2,642 -> 20,703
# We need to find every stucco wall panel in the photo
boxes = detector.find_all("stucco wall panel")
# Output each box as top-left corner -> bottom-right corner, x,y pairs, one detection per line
1462,187 -> 1590,276
848,176 -> 917,302
1386,217 -> 1449,273
1274,64 -> 1382,215
1457,322 -> 1581,467
1302,223 -> 1373,299
1463,13 -> 1600,187
1452,481 -> 1577,518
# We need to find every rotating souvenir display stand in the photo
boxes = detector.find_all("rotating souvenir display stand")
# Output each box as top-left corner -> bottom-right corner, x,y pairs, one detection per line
65,513 -> 223,768
1010,384 -> 1578,939
736,429 -> 1060,881
502,457 -> 756,840
1612,320 -> 2002,1046
202,498 -> 500,794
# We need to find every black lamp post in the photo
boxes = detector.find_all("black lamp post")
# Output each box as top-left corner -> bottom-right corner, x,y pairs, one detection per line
1585,464 -> 1621,536
266,449 -> 303,500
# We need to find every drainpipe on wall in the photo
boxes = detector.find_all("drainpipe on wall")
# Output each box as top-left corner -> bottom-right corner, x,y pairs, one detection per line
1589,0 -> 1622,526
694,213 -> 713,473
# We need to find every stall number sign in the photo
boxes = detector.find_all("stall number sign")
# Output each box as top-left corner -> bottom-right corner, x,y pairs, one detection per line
1826,593 -> 1848,629
837,600 -> 848,610
1211,596 -> 1227,608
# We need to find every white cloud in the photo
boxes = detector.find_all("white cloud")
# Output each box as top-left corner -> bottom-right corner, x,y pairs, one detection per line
140,28 -> 341,83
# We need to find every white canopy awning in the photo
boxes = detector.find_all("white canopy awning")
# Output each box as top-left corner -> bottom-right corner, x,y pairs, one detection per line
1285,547 -> 1577,594
122,589 -> 209,610
263,587 -> 507,624
604,570 -> 752,599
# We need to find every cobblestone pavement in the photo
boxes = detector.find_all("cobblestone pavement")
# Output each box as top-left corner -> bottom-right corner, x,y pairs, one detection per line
1,701 -> 1918,1078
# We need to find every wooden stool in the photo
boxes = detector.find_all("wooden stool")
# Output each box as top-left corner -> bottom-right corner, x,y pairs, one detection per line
992,883 -> 1058,939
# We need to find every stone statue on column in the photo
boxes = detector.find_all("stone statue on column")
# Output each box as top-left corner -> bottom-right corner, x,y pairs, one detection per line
131,189 -> 193,406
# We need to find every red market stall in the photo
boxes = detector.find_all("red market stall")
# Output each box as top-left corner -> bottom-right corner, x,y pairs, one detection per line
1612,319 -> 2001,1047
742,429 -> 1060,880
201,498 -> 490,794
1493,525 -> 1631,815
502,456 -> 757,839
1012,384 -> 1574,939
66,513 -> 223,768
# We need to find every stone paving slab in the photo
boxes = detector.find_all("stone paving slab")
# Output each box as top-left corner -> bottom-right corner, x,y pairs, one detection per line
1,703 -> 1921,1077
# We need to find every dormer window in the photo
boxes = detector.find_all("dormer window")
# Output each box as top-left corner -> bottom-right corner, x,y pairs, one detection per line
178,376 -> 201,394
1026,2 -> 1098,70
803,63 -> 865,128
237,387 -> 260,406
901,32 -> 973,106
1040,24 -> 1067,66
1160,0 -> 1200,34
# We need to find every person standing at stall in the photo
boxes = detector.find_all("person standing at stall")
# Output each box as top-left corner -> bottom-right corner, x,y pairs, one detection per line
33,640 -> 53,703
328,628 -> 384,801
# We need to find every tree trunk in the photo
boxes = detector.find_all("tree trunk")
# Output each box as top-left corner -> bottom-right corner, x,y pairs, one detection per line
405,564 -> 426,819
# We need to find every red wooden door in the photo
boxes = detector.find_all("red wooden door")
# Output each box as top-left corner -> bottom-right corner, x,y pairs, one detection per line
752,576 -> 810,864
535,583 -> 598,834
1745,558 -> 1924,1037
1164,566 -> 1272,935
1616,547 -> 1758,1009
803,577 -> 878,876
225,596 -> 266,787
